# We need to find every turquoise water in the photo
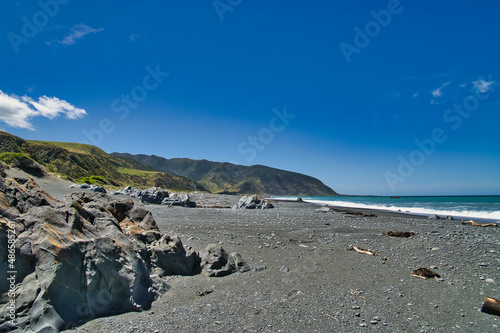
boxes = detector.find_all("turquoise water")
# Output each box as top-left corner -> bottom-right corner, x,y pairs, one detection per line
277,196 -> 500,222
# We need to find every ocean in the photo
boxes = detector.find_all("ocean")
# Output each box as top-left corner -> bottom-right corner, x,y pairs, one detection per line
277,195 -> 500,222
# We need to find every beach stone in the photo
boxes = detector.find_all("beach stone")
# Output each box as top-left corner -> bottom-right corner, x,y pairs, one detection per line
137,187 -> 170,204
316,206 -> 331,213
233,195 -> 274,209
428,214 -> 440,220
0,177 -> 238,332
90,185 -> 107,193
199,244 -> 250,277
161,193 -> 196,208
114,186 -> 197,207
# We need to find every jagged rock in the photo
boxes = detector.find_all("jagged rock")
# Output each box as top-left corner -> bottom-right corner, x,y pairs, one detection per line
70,184 -> 107,193
199,244 -> 250,277
161,193 -> 196,208
114,187 -> 196,208
427,214 -> 440,220
113,186 -> 141,197
0,177 -> 58,219
0,177 -> 212,332
137,187 -> 170,204
90,185 -> 107,193
0,162 -> 7,178
233,195 -> 274,209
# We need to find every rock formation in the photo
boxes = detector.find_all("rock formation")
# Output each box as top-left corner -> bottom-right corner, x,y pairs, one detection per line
113,186 -> 196,207
233,195 -> 274,209
0,177 -> 244,332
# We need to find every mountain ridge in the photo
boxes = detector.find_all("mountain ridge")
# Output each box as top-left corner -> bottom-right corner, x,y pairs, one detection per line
112,153 -> 338,196
0,131 -> 338,196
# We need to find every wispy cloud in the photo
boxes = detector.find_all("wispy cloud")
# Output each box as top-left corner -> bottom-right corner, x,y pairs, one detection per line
129,34 -> 143,41
472,79 -> 495,93
431,87 -> 443,98
58,24 -> 103,45
413,92 -> 420,98
0,90 -> 86,130
431,81 -> 451,98
430,81 -> 451,104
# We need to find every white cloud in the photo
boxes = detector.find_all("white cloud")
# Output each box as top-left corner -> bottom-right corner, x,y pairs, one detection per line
472,79 -> 495,93
431,81 -> 451,98
58,24 -> 103,45
0,90 -> 86,130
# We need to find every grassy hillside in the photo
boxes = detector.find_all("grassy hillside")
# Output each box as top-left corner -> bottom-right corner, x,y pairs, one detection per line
0,131 -> 206,192
113,153 -> 338,196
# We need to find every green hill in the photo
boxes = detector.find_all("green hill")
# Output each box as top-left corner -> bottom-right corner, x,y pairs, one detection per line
0,131 -> 338,196
0,131 -> 206,192
112,153 -> 338,196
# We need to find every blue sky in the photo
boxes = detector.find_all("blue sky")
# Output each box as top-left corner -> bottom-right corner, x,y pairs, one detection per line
1,0 -> 500,195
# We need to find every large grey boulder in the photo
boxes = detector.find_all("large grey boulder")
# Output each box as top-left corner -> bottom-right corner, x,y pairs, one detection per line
233,195 -> 274,209
161,193 -> 196,208
199,244 -> 250,277
137,187 -> 170,204
114,186 -> 196,208
69,184 -> 107,193
0,178 -> 207,332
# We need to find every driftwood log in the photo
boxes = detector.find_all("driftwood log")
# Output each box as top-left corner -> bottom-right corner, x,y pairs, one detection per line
411,268 -> 441,280
461,220 -> 498,227
347,246 -> 377,256
481,297 -> 500,316
382,231 -> 415,237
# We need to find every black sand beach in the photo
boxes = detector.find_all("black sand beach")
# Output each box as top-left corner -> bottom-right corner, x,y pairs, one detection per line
6,171 -> 499,332
45,191 -> 498,332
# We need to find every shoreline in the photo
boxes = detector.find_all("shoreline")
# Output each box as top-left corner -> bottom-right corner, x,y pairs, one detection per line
268,197 -> 500,224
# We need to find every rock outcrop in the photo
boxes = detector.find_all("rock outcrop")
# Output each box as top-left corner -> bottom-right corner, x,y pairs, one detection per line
0,177 -> 244,332
114,186 -> 196,207
0,162 -> 7,178
233,195 -> 274,209
199,244 -> 251,277
70,183 -> 107,193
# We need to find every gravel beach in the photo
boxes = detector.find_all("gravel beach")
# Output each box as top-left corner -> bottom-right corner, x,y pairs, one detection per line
48,190 -> 499,333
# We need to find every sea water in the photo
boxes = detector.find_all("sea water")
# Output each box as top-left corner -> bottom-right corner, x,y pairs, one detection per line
279,196 -> 500,222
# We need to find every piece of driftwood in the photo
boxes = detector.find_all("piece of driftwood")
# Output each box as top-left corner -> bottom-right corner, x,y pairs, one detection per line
411,268 -> 440,280
461,220 -> 498,227
325,313 -> 339,321
347,246 -> 376,256
481,297 -> 500,316
382,231 -> 415,237
197,289 -> 214,296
